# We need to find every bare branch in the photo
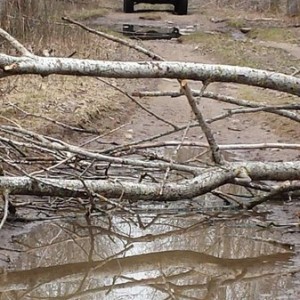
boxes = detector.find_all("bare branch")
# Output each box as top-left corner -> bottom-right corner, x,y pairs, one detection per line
0,125 -> 201,174
96,78 -> 178,129
99,121 -> 199,155
133,90 -> 300,123
181,80 -> 223,164
246,181 -> 300,209
160,123 -> 190,195
0,28 -> 33,57
116,141 -> 300,151
62,17 -> 163,61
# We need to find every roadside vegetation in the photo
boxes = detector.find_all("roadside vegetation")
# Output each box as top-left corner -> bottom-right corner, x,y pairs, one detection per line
0,0 -> 135,134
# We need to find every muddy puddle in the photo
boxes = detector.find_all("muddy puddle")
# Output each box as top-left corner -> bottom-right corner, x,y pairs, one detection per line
1,205 -> 300,299
122,24 -> 181,40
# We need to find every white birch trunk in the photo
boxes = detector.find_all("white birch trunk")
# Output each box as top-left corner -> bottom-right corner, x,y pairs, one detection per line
1,162 -> 299,200
0,54 -> 300,96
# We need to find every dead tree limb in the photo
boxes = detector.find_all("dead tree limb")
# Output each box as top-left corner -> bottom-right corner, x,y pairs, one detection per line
0,125 -> 202,174
0,28 -> 33,57
0,28 -> 299,95
0,27 -> 299,212
133,90 -> 300,123
0,162 -> 299,200
181,80 -> 224,164
119,141 -> 300,151
0,189 -> 9,230
62,17 -> 163,61
1,53 -> 300,96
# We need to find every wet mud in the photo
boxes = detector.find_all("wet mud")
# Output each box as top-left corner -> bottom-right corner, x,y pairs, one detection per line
1,209 -> 300,299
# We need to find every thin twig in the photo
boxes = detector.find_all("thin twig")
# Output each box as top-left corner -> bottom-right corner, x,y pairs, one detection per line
0,125 -> 201,174
96,78 -> 178,129
133,90 -> 300,123
80,123 -> 129,147
112,140 -> 300,151
246,181 -> 300,209
160,123 -> 190,195
62,17 -> 163,61
0,189 -> 9,230
99,121 -> 199,154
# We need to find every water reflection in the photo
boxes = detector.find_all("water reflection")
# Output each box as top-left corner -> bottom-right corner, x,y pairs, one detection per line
0,212 -> 297,299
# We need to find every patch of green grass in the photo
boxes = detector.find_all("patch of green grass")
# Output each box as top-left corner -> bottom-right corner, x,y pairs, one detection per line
182,32 -> 253,65
238,85 -> 293,105
181,31 -> 223,44
248,27 -> 297,43
227,18 -> 246,28
181,31 -> 299,73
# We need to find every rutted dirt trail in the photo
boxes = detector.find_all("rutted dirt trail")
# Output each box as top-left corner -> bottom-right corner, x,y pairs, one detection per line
92,1 -> 300,164
110,37 -> 299,162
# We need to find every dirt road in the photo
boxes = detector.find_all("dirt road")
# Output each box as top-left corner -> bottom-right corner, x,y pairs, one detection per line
94,3 -> 300,163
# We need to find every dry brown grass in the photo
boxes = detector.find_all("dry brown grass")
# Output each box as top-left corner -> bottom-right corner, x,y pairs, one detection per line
0,0 -> 136,136
198,0 -> 286,14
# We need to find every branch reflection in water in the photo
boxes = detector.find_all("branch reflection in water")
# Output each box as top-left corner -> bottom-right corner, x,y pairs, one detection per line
0,211 -> 296,300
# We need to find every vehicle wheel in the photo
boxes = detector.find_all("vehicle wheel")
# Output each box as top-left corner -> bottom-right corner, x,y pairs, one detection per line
175,0 -> 188,15
124,0 -> 134,13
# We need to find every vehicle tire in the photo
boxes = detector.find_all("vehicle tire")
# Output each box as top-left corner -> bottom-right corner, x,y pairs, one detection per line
175,0 -> 188,15
124,0 -> 134,13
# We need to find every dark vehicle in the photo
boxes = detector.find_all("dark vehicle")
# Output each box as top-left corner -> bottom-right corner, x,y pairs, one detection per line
123,0 -> 188,15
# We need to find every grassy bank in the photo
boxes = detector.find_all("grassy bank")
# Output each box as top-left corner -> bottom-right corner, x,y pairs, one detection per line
0,0 -> 133,135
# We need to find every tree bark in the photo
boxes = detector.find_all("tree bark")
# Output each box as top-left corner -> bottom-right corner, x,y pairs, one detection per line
1,54 -> 300,96
1,162 -> 299,200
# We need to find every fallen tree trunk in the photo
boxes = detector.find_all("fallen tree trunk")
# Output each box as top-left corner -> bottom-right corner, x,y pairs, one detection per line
1,162 -> 299,200
0,28 -> 299,215
1,54 -> 300,95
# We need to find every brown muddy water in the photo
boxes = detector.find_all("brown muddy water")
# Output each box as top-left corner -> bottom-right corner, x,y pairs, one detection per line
1,1 -> 300,299
1,206 -> 300,299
